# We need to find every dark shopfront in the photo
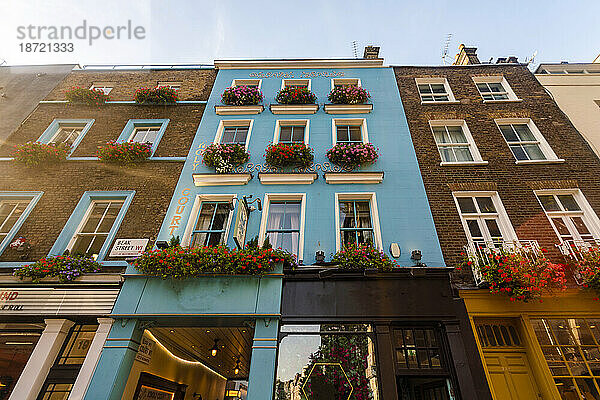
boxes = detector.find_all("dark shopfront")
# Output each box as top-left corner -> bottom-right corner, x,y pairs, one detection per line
277,268 -> 492,400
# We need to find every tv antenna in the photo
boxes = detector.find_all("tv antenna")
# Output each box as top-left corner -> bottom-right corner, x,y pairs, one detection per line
351,41 -> 359,58
0,58 -> 6,66
525,50 -> 538,65
441,34 -> 453,65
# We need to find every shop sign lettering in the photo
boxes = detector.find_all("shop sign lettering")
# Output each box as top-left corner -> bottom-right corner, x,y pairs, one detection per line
248,70 -> 345,79
168,188 -> 191,236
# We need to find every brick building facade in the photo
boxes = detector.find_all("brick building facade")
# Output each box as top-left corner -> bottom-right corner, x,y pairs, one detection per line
0,66 -> 215,400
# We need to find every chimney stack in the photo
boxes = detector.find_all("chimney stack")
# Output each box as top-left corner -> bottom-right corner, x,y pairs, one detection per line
453,44 -> 480,65
363,46 -> 380,59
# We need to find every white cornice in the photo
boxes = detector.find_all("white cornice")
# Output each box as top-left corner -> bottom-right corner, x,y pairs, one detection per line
258,173 -> 317,185
215,59 -> 384,69
192,173 -> 252,186
325,172 -> 384,184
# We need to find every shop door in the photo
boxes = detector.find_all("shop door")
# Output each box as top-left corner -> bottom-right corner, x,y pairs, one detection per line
476,320 -> 542,400
484,351 -> 541,400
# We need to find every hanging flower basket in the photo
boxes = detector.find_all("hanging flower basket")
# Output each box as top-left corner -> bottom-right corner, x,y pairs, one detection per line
461,251 -> 567,302
12,142 -> 68,167
134,87 -> 178,104
331,243 -> 396,270
327,85 -> 371,104
65,87 -> 110,105
202,143 -> 250,173
264,143 -> 314,169
133,245 -> 296,278
275,87 -> 317,104
221,85 -> 263,105
14,255 -> 101,283
326,143 -> 379,169
97,141 -> 153,165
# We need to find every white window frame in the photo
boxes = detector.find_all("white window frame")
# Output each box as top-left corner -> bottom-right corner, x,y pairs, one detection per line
281,79 -> 311,91
472,76 -> 520,102
331,118 -> 369,145
89,83 -> 113,95
452,191 -> 517,245
182,194 -> 237,248
231,79 -> 262,89
259,193 -> 306,263
534,189 -> 600,243
334,192 -> 383,251
213,119 -> 254,150
331,78 -> 361,90
157,81 -> 182,91
127,124 -> 162,144
65,200 -> 125,258
494,118 -> 562,164
273,120 -> 310,144
49,122 -> 88,147
415,77 -> 457,103
429,120 -> 486,166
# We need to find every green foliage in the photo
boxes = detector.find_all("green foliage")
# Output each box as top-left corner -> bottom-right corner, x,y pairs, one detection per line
133,245 -> 296,278
97,141 -> 152,165
264,143 -> 314,169
331,243 -> 396,270
12,142 -> 68,167
134,86 -> 178,104
65,87 -> 109,105
14,255 -> 101,283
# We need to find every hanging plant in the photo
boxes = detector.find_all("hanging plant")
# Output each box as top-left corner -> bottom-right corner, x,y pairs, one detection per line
133,245 -> 296,278
331,243 -> 396,270
264,143 -> 314,169
97,141 -> 153,165
202,143 -> 250,173
134,87 -> 178,104
570,245 -> 600,295
275,87 -> 317,104
12,142 -> 68,167
327,85 -> 371,104
221,85 -> 263,105
326,142 -> 379,169
65,87 -> 110,105
14,255 -> 101,283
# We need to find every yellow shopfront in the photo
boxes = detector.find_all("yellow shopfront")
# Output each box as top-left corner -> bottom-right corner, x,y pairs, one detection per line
461,289 -> 600,400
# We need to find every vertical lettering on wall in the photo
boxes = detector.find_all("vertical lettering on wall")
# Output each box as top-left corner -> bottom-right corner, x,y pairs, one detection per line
168,188 -> 190,236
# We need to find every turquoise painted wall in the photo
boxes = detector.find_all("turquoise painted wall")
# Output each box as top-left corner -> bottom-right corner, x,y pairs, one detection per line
152,66 -> 444,268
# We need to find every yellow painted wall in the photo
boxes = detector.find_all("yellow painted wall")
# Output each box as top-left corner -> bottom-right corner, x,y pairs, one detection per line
121,331 -> 227,400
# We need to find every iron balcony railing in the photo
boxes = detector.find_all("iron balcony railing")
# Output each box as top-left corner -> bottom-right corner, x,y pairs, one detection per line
556,239 -> 600,261
464,240 -> 542,286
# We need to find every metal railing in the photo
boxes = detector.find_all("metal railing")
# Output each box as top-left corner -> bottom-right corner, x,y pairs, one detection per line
464,240 -> 542,286
556,239 -> 600,262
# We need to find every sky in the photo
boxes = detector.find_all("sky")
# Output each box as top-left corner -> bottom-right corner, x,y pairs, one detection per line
1,0 -> 599,68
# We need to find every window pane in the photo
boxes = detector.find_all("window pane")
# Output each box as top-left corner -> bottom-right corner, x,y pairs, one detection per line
510,145 -> 528,160
572,217 -> 592,236
514,124 -> 535,141
457,197 -> 477,213
267,231 -> 299,255
523,144 -> 546,160
552,217 -> 572,237
446,126 -> 467,143
279,126 -> 292,142
336,126 -> 349,142
267,203 -> 286,230
0,201 -> 28,234
355,201 -> 372,228
433,127 -> 448,144
454,147 -> 474,162
499,125 -> 518,142
466,219 -> 483,240
485,219 -> 502,239
292,126 -> 305,142
339,202 -> 356,229
430,84 -> 446,94
418,84 -> 432,94
476,83 -> 489,93
476,197 -> 496,213
349,126 -> 362,142
488,83 -> 505,93
211,203 -> 230,230
222,127 -> 236,143
195,203 -> 216,231
97,202 -> 122,233
558,195 -> 581,211
439,148 -> 454,162
538,195 -> 561,211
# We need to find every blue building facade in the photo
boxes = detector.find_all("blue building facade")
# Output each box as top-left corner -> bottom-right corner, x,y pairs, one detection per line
85,57 -> 486,400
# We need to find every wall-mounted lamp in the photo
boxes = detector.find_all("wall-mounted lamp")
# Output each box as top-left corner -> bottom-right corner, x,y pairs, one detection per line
242,195 -> 262,212
411,250 -> 422,261
210,339 -> 219,357
156,241 -> 169,249
389,243 -> 401,258
315,251 -> 325,264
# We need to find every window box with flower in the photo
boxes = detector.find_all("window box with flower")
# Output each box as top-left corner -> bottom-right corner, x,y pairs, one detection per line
326,142 -> 379,170
330,243 -> 396,271
134,86 -> 178,105
97,141 -> 153,165
258,142 -> 317,184
270,87 -> 319,115
324,85 -> 373,114
13,255 -> 101,283
65,87 -> 110,106
565,241 -> 600,296
12,142 -> 68,168
215,85 -> 264,115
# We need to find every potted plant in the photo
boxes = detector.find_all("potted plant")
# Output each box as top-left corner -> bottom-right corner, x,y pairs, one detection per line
327,85 -> 371,104
14,255 -> 101,283
271,87 -> 319,114
331,243 -> 396,270
134,87 -> 178,104
97,141 -> 153,165
462,251 -> 567,302
326,142 -> 379,169
202,143 -> 250,173
264,142 -> 314,169
12,142 -> 68,167
65,87 -> 110,105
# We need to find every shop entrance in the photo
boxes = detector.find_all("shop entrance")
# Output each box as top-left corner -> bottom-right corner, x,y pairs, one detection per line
475,319 -> 542,400
123,326 -> 254,400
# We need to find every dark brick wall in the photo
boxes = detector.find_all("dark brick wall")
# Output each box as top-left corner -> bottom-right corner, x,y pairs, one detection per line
0,68 -> 216,265
44,69 -> 217,101
393,64 -> 600,285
